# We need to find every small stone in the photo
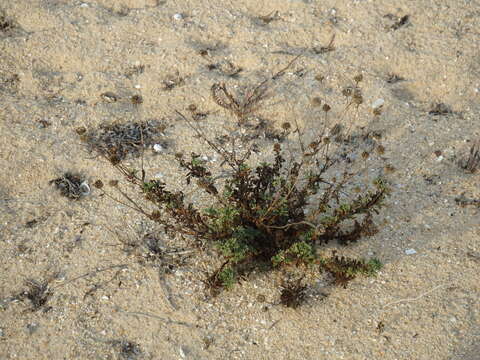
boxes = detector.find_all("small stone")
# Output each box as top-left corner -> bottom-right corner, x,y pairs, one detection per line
153,144 -> 164,153
80,3 -> 89,8
405,248 -> 417,255
372,98 -> 385,109
100,92 -> 118,103
79,182 -> 90,196
173,13 -> 183,20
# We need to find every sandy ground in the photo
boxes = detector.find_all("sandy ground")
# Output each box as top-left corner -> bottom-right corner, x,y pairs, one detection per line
1,0 -> 479,359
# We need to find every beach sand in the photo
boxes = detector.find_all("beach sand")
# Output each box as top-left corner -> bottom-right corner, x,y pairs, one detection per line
0,1 -> 479,359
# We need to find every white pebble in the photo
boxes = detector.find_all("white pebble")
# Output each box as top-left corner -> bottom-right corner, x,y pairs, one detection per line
79,182 -> 90,196
134,84 -> 141,89
173,13 -> 183,20
80,3 -> 89,8
405,248 -> 417,255
179,347 -> 186,358
372,98 -> 385,109
153,144 -> 164,152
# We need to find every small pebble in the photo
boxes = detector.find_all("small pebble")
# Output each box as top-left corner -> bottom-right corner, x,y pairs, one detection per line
173,13 -> 183,21
100,92 -> 118,103
372,98 -> 385,109
405,248 -> 417,255
79,182 -> 91,196
153,144 -> 164,153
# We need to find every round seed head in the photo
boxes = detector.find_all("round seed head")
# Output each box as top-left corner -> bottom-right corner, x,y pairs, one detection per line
354,74 -> 363,83
93,180 -> 104,189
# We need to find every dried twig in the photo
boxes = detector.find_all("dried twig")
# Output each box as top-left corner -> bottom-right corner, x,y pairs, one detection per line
54,264 -> 128,289
113,305 -> 197,327
383,283 -> 450,308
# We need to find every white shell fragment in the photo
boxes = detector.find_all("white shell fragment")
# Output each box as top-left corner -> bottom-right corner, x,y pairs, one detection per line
79,181 -> 91,196
405,248 -> 417,255
173,13 -> 183,20
153,144 -> 164,153
372,98 -> 385,109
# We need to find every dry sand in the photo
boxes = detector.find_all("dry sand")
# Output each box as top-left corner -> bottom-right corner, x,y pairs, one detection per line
0,0 -> 479,359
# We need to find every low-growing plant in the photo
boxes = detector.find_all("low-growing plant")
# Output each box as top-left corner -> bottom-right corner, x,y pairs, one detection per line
458,140 -> 480,173
91,63 -> 390,302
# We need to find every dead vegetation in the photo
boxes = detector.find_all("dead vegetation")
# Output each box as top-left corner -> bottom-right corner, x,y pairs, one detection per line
78,120 -> 167,164
458,141 -> 480,173
0,9 -> 16,34
50,172 -> 90,200
14,279 -> 53,312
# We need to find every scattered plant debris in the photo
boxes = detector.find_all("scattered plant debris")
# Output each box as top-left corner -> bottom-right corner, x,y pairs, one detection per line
25,219 -> 38,228
207,60 -> 243,78
254,10 -> 281,26
376,321 -> 385,333
455,193 -> 480,208
117,340 -> 143,360
79,120 -> 167,164
100,91 -> 119,103
130,94 -> 143,105
141,233 -> 194,272
210,54 -> 300,125
428,103 -> 452,116
187,104 -> 209,121
125,64 -> 145,79
37,119 -> 51,128
385,73 -> 405,84
313,34 -> 336,54
458,141 -> 480,173
15,279 -> 53,312
50,173 -> 90,200
211,82 -> 268,124
0,73 -> 20,93
0,10 -> 16,34
163,72 -> 185,91
385,14 -> 410,31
